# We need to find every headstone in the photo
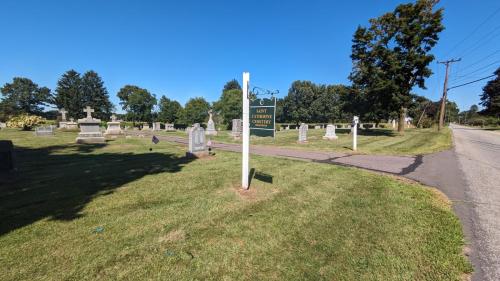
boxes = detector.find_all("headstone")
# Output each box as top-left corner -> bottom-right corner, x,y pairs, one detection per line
105,114 -> 122,136
35,126 -> 54,136
187,123 -> 208,158
298,123 -> 308,143
76,106 -> 105,143
165,123 -> 175,131
285,125 -> 290,130
152,122 -> 161,131
314,125 -> 320,129
206,109 -> 217,136
231,119 -> 242,138
142,123 -> 150,130
59,108 -> 68,128
65,118 -> 78,129
392,119 -> 396,129
0,122 -> 6,129
0,140 -> 15,171
323,124 -> 338,140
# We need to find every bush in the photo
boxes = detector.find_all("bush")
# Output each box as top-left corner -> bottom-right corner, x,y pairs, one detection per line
7,115 -> 46,131
419,117 -> 434,128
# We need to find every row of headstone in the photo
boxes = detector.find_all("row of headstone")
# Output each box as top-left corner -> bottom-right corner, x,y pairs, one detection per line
297,123 -> 340,143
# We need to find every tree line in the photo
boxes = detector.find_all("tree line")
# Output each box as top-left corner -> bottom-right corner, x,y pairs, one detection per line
2,0 -> 498,128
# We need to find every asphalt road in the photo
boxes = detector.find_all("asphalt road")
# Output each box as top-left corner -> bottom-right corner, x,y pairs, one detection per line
135,126 -> 500,279
445,125 -> 500,281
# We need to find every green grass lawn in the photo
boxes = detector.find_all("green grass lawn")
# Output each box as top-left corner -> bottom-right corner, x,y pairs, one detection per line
0,129 -> 470,280
159,127 -> 452,156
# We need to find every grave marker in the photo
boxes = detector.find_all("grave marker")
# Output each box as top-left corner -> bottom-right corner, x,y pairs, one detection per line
187,123 -> 208,158
206,110 -> 217,135
323,124 -> 338,140
298,123 -> 308,143
76,106 -> 105,143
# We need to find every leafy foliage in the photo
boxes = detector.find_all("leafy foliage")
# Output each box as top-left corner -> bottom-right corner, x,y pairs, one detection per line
480,67 -> 500,116
117,85 -> 157,123
184,97 -> 210,125
282,81 -> 348,124
6,114 -> 46,130
213,88 -> 242,127
222,79 -> 241,92
0,77 -> 51,116
158,96 -> 183,123
349,0 -> 444,132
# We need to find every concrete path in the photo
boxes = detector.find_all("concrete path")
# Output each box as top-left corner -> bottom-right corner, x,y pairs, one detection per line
134,127 -> 500,280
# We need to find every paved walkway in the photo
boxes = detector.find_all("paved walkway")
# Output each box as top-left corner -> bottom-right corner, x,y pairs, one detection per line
132,127 -> 500,280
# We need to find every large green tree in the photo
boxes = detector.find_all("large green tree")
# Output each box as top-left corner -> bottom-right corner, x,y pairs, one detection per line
480,67 -> 500,116
81,71 -> 113,120
223,79 -> 241,92
0,77 -> 51,116
349,0 -> 444,132
54,70 -> 84,119
117,85 -> 157,123
158,96 -> 183,123
214,88 -> 242,126
184,97 -> 210,125
54,70 -> 113,120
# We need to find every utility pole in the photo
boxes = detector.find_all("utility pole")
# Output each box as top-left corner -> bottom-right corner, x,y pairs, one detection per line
437,58 -> 461,131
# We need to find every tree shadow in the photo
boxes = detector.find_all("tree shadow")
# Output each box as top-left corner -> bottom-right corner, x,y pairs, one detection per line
0,144 -> 194,236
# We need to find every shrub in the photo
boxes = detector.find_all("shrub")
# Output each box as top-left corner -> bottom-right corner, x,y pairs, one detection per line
7,115 -> 46,131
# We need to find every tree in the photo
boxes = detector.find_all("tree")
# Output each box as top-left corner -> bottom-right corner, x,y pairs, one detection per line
54,70 -> 113,120
117,85 -> 157,123
158,96 -> 182,123
480,67 -> 500,116
349,0 -> 444,133
213,88 -> 242,127
0,77 -> 51,116
54,70 -> 83,119
223,79 -> 241,92
81,71 -> 113,120
282,81 -> 318,124
184,97 -> 210,125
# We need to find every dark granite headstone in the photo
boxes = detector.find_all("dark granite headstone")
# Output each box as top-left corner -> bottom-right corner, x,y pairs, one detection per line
0,140 -> 14,171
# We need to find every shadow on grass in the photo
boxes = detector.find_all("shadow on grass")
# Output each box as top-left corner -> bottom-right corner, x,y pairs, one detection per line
334,128 -> 396,137
0,144 -> 194,236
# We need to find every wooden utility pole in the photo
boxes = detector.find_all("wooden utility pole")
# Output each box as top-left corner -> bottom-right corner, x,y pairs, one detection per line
437,58 -> 461,131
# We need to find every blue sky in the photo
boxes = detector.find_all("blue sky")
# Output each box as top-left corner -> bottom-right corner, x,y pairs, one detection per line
1,0 -> 499,112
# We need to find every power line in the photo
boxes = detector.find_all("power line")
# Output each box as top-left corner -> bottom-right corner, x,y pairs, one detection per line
456,49 -> 500,72
451,59 -> 500,82
446,6 -> 500,57
447,74 -> 496,91
456,26 -> 500,60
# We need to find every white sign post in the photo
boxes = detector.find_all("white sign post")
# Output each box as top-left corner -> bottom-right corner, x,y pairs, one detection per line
242,72 -> 250,189
353,116 -> 359,151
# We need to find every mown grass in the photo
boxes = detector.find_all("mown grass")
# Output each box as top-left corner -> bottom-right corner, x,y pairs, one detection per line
0,129 -> 470,280
159,127 -> 452,156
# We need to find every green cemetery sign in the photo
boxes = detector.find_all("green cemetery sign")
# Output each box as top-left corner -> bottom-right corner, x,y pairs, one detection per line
250,97 -> 276,137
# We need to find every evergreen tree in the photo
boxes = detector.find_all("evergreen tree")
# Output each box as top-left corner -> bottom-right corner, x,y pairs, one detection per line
0,77 -> 51,116
81,71 -> 113,120
480,67 -> 500,116
54,70 -> 84,119
223,79 -> 242,92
